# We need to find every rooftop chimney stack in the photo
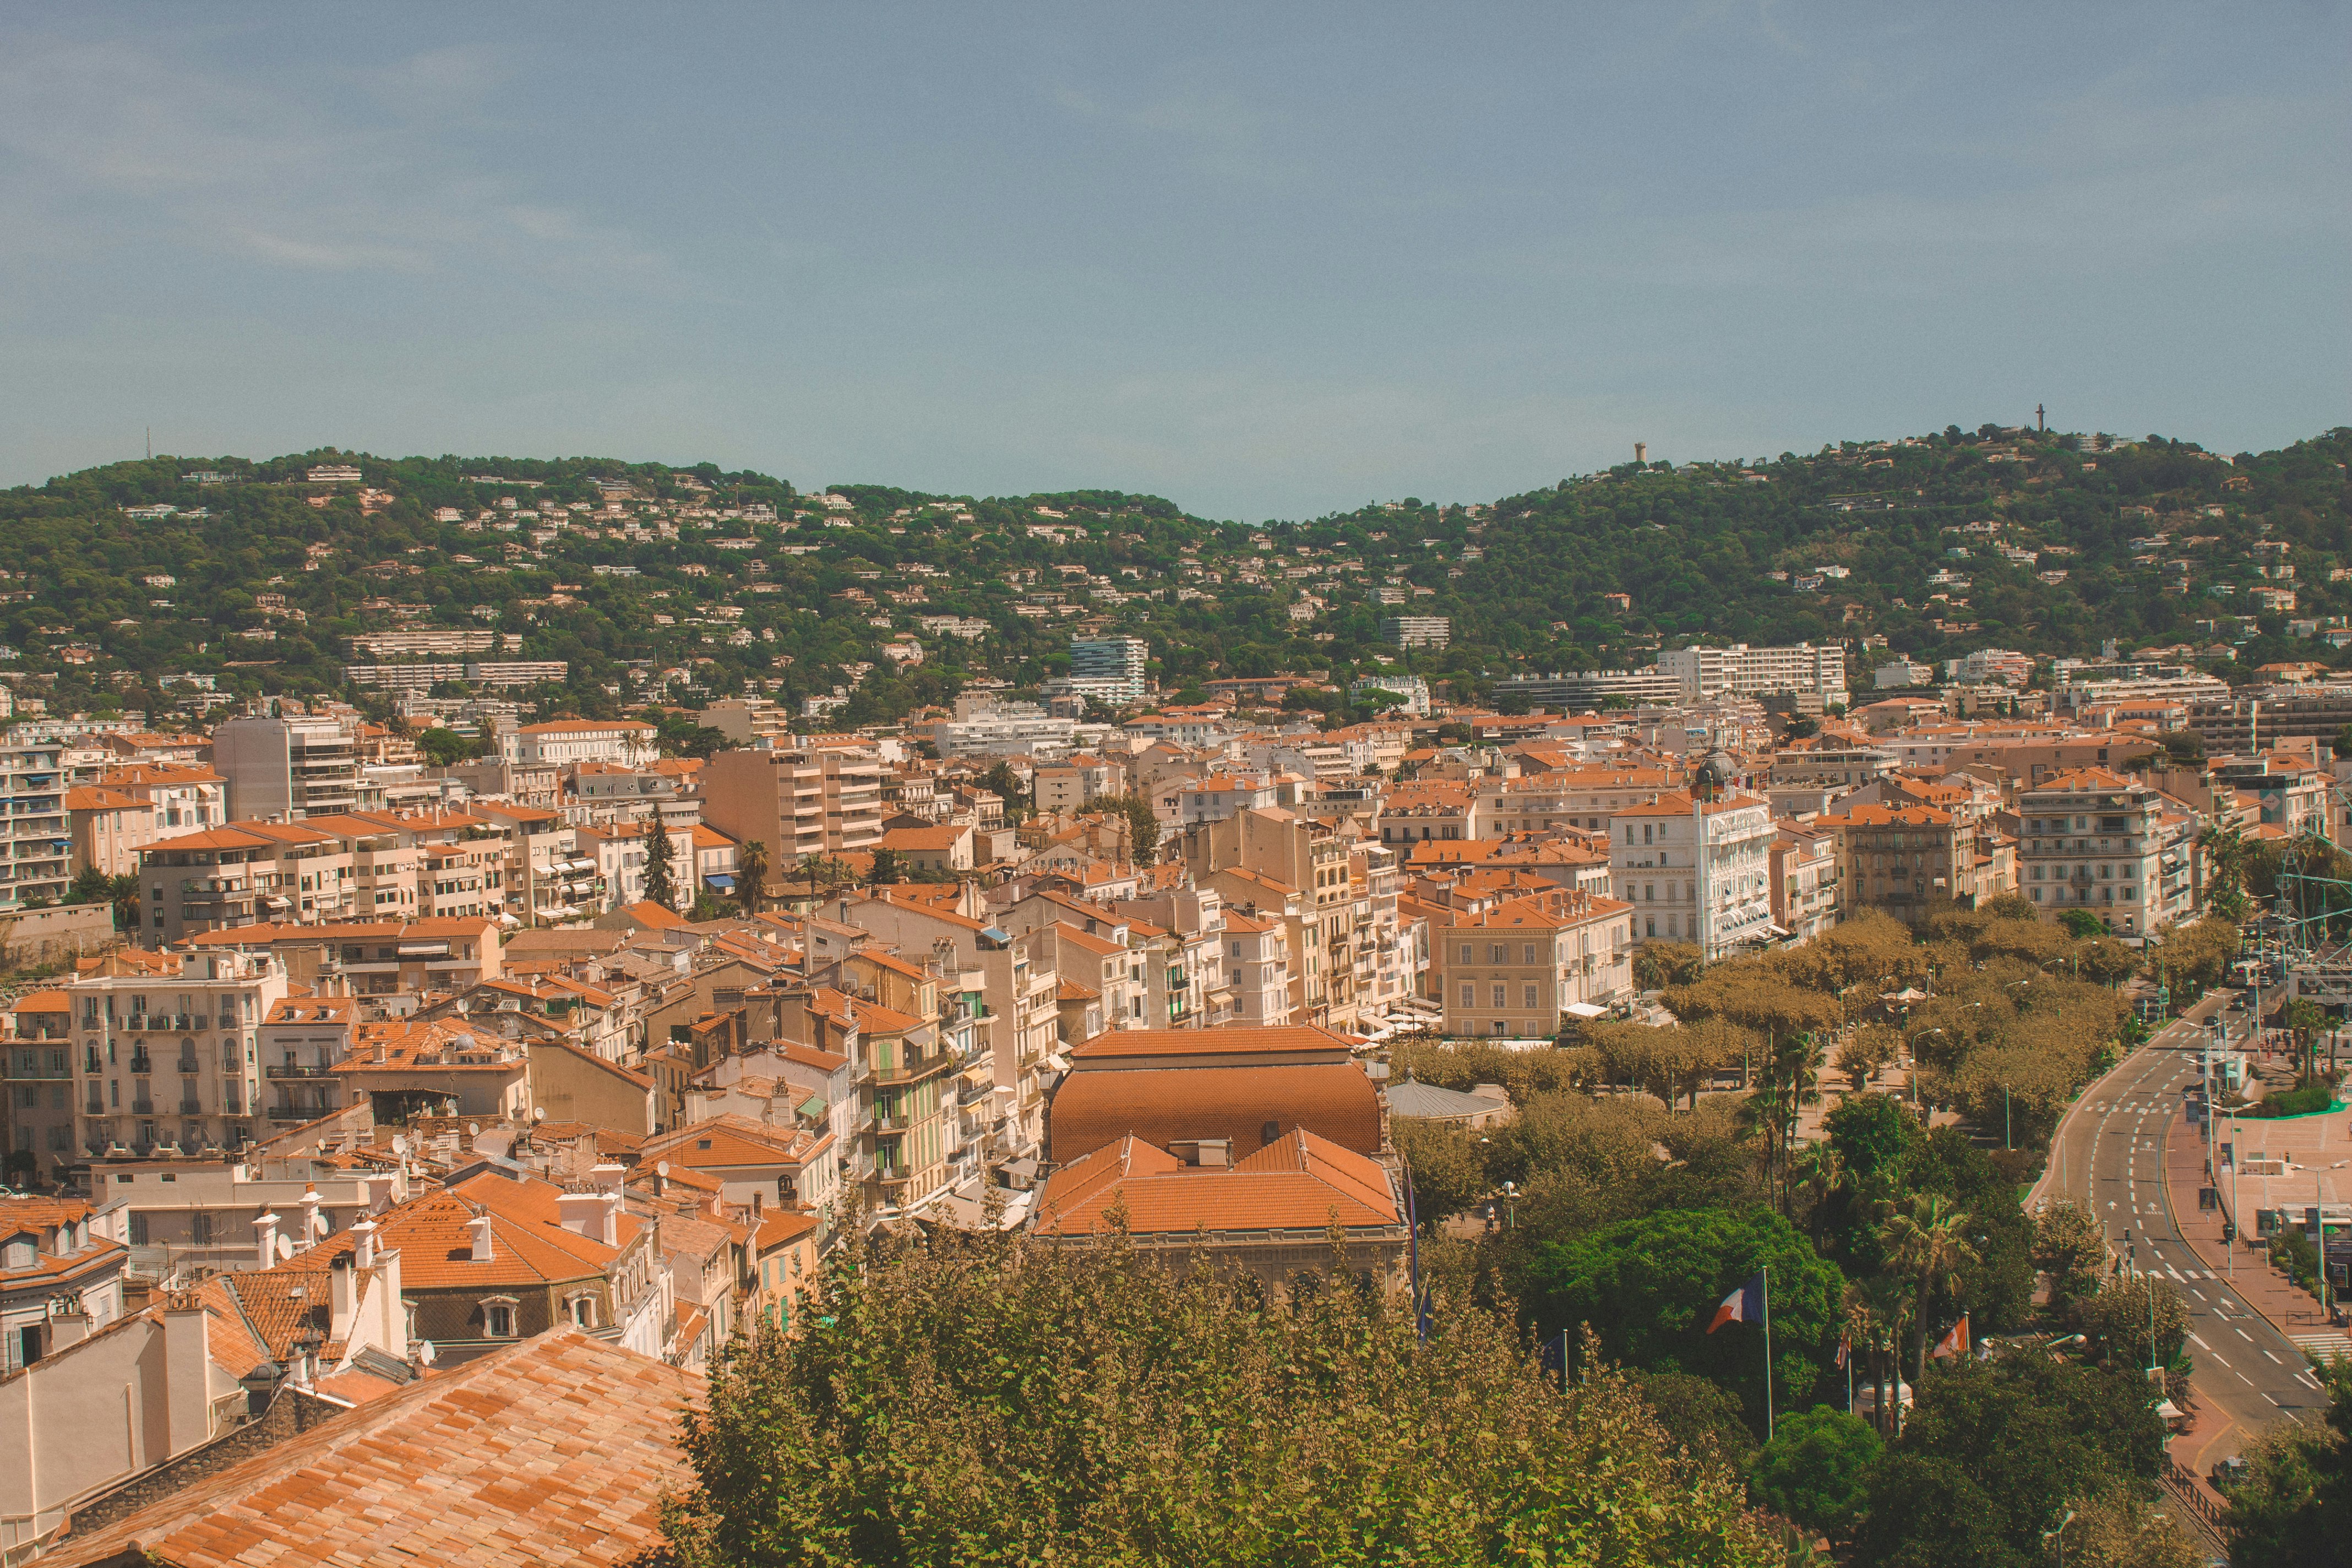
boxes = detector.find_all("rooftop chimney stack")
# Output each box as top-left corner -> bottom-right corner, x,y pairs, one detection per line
352,1218 -> 378,1269
467,1213 -> 495,1262
253,1211 -> 281,1265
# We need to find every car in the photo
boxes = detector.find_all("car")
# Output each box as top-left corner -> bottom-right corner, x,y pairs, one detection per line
2210,1455 -> 2250,1492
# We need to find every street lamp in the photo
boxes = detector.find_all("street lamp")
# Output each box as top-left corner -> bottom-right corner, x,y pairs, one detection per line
1501,1180 -> 1517,1231
2042,1508 -> 2078,1567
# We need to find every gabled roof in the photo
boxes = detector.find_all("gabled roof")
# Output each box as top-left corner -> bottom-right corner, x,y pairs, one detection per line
1032,1129 -> 1400,1239
49,1330 -> 695,1568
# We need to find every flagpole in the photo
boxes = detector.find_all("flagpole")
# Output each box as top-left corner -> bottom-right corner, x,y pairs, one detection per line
1763,1266 -> 1774,1441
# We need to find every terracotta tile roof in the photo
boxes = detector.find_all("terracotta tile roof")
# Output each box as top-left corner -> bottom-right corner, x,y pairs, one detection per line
641,1115 -> 829,1173
1033,1129 -> 1400,1239
1047,1061 -> 1383,1163
49,1329 -> 696,1568
11,989 -> 70,1014
1067,1023 -> 1353,1062
1817,802 -> 1957,828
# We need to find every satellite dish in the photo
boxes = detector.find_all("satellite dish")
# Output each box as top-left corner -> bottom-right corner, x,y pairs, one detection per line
532,1107 -> 546,1122
391,1135 -> 409,1157
466,1123 -> 480,1137
656,1160 -> 670,1177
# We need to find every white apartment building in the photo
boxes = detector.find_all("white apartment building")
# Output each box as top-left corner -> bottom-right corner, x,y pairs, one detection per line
1655,643 -> 1850,707
1611,791 -> 1778,956
0,739 -> 71,912
1064,635 -> 1150,703
1218,910 -> 1294,1025
66,951 -> 289,1161
506,720 -> 660,769
929,698 -> 1077,761
2017,767 -> 2175,938
1380,616 -> 1450,650
1351,674 -> 1432,716
1771,821 -> 1841,944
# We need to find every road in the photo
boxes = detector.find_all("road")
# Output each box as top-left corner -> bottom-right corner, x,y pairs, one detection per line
2044,992 -> 2327,1468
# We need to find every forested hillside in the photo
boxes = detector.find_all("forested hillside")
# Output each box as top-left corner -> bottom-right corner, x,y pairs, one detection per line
0,424 -> 2344,727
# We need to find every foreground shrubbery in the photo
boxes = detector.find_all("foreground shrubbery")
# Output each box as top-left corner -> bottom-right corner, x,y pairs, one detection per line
662,1226 -> 1784,1567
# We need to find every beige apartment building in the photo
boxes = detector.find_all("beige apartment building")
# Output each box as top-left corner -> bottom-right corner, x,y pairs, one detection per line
1817,802 -> 2003,926
1428,888 -> 1636,1038
702,741 -> 885,862
2017,767 -> 2177,938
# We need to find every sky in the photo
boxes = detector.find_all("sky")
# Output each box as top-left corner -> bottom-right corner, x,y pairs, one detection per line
1,3 -> 2344,519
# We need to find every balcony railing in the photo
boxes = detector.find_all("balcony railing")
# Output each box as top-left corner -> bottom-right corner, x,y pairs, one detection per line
130,1099 -> 155,1115
178,1099 -> 202,1115
266,1063 -> 335,1079
176,1057 -> 199,1074
129,1053 -> 153,1074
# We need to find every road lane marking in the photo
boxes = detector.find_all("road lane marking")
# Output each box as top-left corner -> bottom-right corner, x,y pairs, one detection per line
2191,1333 -> 2212,1349
2265,1351 -> 2283,1363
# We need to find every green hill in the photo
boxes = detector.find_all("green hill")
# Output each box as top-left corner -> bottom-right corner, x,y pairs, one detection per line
1,425 -> 2344,729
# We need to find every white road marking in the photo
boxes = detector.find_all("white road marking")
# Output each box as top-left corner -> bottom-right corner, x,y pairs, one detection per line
2191,1332 -> 2212,1349
2265,1350 -> 2283,1363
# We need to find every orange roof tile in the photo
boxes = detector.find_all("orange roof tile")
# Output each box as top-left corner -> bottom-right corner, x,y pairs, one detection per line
50,1329 -> 696,1568
1033,1129 -> 1400,1238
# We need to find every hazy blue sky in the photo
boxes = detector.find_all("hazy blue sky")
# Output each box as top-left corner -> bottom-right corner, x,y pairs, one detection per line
2,3 -> 2343,517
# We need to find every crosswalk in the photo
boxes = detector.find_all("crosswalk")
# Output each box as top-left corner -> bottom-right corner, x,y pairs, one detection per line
2289,1333 -> 2351,1366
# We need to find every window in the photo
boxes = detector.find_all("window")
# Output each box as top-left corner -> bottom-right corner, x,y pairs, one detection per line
1491,984 -> 1506,1008
1458,943 -> 1472,962
1523,984 -> 1538,1008
1489,944 -> 1506,963
1523,944 -> 1538,965
484,1303 -> 515,1337
1459,983 -> 1474,1006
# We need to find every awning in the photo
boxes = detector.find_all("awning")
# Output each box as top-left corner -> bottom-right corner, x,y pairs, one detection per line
703,874 -> 736,890
1562,1001 -> 1609,1020
263,896 -> 291,908
396,941 -> 450,957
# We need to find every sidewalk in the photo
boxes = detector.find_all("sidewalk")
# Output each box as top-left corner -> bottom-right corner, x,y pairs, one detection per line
2166,1107 -> 2347,1340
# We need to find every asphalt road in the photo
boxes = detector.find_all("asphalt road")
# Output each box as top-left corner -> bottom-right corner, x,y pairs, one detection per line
2044,992 -> 2327,1463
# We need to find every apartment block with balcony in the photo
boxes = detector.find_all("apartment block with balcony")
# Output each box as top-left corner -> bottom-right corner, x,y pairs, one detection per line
6,993 -> 78,1180
1771,821 -> 1841,944
138,820 -> 356,945
0,740 -> 72,912
1816,803 -> 1980,927
258,993 -> 355,1128
65,950 -> 287,1162
1609,791 -> 1778,957
2016,767 -> 2171,939
211,715 -> 360,821
1428,888 -> 1636,1038
701,741 -> 885,862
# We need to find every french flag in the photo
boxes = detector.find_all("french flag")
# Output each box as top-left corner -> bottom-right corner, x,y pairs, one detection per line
1708,1272 -> 1766,1334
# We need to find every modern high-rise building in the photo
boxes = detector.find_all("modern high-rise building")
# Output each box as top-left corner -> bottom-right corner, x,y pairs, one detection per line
1380,616 -> 1450,650
1654,643 -> 1848,706
1063,636 -> 1150,703
0,739 -> 72,912
210,716 -> 361,822
701,741 -> 885,861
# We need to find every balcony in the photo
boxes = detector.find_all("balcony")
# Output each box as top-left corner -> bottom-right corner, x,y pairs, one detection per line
266,1063 -> 335,1079
867,1051 -> 956,1086
130,1099 -> 155,1115
129,1053 -> 153,1074
870,1109 -> 914,1131
176,1057 -> 199,1074
178,1099 -> 203,1115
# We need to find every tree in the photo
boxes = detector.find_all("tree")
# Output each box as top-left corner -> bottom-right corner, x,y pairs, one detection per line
663,1228 -> 1783,1566
1880,1194 -> 1978,1389
797,852 -> 828,905
2030,1199 -> 2108,1313
2056,907 -> 2109,940
1088,791 -> 1163,862
868,847 -> 904,886
416,726 -> 476,767
2071,1272 -> 2186,1372
980,759 -> 1029,818
2225,1357 -> 2352,1565
735,839 -> 768,914
1747,1404 -> 1881,1540
1513,1206 -> 1845,1428
1391,1115 -> 1487,1226
639,815 -> 677,910
68,865 -> 111,904
1849,1351 -> 2168,1568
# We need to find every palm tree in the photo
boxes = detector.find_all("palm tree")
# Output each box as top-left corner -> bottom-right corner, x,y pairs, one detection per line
1789,1140 -> 1844,1245
1880,1193 -> 1979,1390
736,840 -> 768,915
1845,1277 -> 1910,1436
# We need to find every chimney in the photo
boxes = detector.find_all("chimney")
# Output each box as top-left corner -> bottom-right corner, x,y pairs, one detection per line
352,1217 -> 378,1268
467,1213 -> 495,1262
590,1162 -> 625,1194
599,1192 -> 622,1248
162,1291 -> 213,1458
253,1211 -> 281,1266
329,1254 -> 356,1342
299,1187 -> 322,1247
557,1189 -> 605,1240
